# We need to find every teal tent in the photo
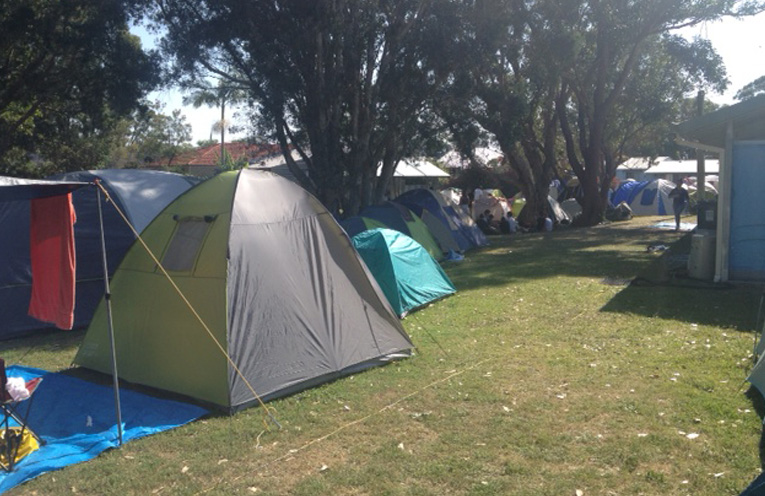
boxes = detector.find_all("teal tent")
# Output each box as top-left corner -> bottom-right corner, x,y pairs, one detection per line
352,229 -> 456,317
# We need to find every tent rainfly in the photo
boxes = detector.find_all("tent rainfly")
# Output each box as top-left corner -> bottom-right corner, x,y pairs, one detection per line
609,179 -> 676,216
75,169 -> 414,412
352,228 -> 456,318
0,170 -> 198,339
345,202 -> 444,261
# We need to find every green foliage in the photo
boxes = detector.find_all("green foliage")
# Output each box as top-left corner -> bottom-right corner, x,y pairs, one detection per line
106,102 -> 193,168
183,79 -> 246,150
553,0 -> 753,225
438,0 -> 748,227
140,0 -> 468,215
735,75 -> 765,101
0,0 -> 159,176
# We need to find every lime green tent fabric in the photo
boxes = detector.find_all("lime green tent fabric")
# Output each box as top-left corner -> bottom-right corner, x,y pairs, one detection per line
361,217 -> 388,232
355,202 -> 445,261
74,170 -> 413,411
352,228 -> 456,318
389,205 -> 444,261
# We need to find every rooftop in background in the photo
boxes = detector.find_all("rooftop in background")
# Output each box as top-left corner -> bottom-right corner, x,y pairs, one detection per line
675,94 -> 765,149
146,142 -> 283,176
380,159 -> 449,178
644,159 -> 719,175
439,148 -> 503,169
616,156 -> 670,171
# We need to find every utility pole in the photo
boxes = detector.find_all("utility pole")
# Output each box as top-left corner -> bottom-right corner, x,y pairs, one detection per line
696,90 -> 706,201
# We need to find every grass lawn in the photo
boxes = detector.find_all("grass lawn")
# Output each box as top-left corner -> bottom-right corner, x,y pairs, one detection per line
3,215 -> 763,495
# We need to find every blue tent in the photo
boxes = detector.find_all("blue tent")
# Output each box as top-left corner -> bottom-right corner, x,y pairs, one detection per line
0,170 -> 198,339
340,216 -> 387,238
396,189 -> 482,252
610,179 -> 675,216
352,229 -> 455,317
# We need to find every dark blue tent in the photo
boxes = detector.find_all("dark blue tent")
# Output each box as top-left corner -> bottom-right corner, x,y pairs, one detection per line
396,189 -> 488,252
443,203 -> 487,248
0,170 -> 198,339
610,179 -> 675,216
611,180 -> 651,207
360,203 -> 412,234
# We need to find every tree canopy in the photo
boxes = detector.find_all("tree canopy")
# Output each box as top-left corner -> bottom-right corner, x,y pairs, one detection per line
106,102 -> 192,168
139,0 -> 467,215
552,0 -> 752,225
0,0 -> 159,176
436,0 -> 749,225
735,75 -> 765,100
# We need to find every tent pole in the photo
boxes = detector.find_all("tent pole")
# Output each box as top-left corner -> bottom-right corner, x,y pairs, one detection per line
96,183 -> 124,446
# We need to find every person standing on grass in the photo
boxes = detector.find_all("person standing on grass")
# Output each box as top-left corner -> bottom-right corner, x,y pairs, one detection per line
669,179 -> 690,231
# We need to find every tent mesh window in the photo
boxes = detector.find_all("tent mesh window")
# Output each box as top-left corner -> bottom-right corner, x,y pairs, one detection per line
161,217 -> 213,272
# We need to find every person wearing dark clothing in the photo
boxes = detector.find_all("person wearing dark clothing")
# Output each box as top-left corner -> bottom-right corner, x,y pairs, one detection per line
477,211 -> 499,235
500,211 -> 517,234
669,182 -> 690,231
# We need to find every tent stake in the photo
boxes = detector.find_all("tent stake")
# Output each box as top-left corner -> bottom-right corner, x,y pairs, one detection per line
96,183 -> 123,446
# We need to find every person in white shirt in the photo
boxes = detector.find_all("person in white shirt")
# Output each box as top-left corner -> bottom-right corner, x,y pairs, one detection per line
502,211 -> 518,234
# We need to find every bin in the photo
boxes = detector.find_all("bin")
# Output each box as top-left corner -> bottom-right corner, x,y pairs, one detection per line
696,200 -> 717,231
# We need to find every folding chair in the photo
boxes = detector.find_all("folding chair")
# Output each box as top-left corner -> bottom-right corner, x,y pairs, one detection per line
0,359 -> 42,471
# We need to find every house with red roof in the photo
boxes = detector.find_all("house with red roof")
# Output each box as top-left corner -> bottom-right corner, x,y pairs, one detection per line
145,142 -> 283,177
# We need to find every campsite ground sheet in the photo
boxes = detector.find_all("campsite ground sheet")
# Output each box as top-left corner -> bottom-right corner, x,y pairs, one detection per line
0,365 -> 208,494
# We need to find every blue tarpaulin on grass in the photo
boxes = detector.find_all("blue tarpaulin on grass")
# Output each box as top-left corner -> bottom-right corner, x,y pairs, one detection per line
0,366 -> 208,494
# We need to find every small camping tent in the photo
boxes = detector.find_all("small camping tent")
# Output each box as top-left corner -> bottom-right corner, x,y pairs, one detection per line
354,202 -> 444,260
547,195 -> 571,224
610,178 -> 676,216
75,169 -> 413,412
517,195 -> 571,226
397,189 -> 488,251
472,193 -> 508,222
440,190 -> 488,248
340,216 -> 387,237
397,189 -> 471,251
351,229 -> 456,317
0,170 -> 198,339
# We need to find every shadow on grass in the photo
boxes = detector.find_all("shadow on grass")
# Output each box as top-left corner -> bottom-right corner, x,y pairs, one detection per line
744,385 -> 765,469
600,233 -> 762,332
445,220 -> 762,332
0,328 -> 85,356
446,221 -> 685,291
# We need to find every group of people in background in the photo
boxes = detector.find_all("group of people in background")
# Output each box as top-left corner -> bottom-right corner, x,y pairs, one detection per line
475,208 -> 552,236
476,209 -> 518,235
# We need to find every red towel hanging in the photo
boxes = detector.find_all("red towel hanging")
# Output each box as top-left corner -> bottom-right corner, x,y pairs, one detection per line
28,193 -> 77,330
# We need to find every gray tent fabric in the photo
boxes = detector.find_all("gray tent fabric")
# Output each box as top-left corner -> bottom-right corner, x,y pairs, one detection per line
226,171 -> 413,407
51,169 -> 200,232
0,176 -> 89,200
419,209 -> 461,254
76,169 -> 413,411
547,195 -> 571,224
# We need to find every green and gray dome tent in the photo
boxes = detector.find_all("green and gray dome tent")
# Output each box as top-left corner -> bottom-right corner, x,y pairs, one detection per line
75,169 -> 413,412
352,229 -> 456,318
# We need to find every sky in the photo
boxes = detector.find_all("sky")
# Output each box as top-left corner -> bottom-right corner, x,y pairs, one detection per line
137,12 -> 765,144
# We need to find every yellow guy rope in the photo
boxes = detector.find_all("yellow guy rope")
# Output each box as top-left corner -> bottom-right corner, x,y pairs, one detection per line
94,181 -> 280,430
195,357 -> 495,495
